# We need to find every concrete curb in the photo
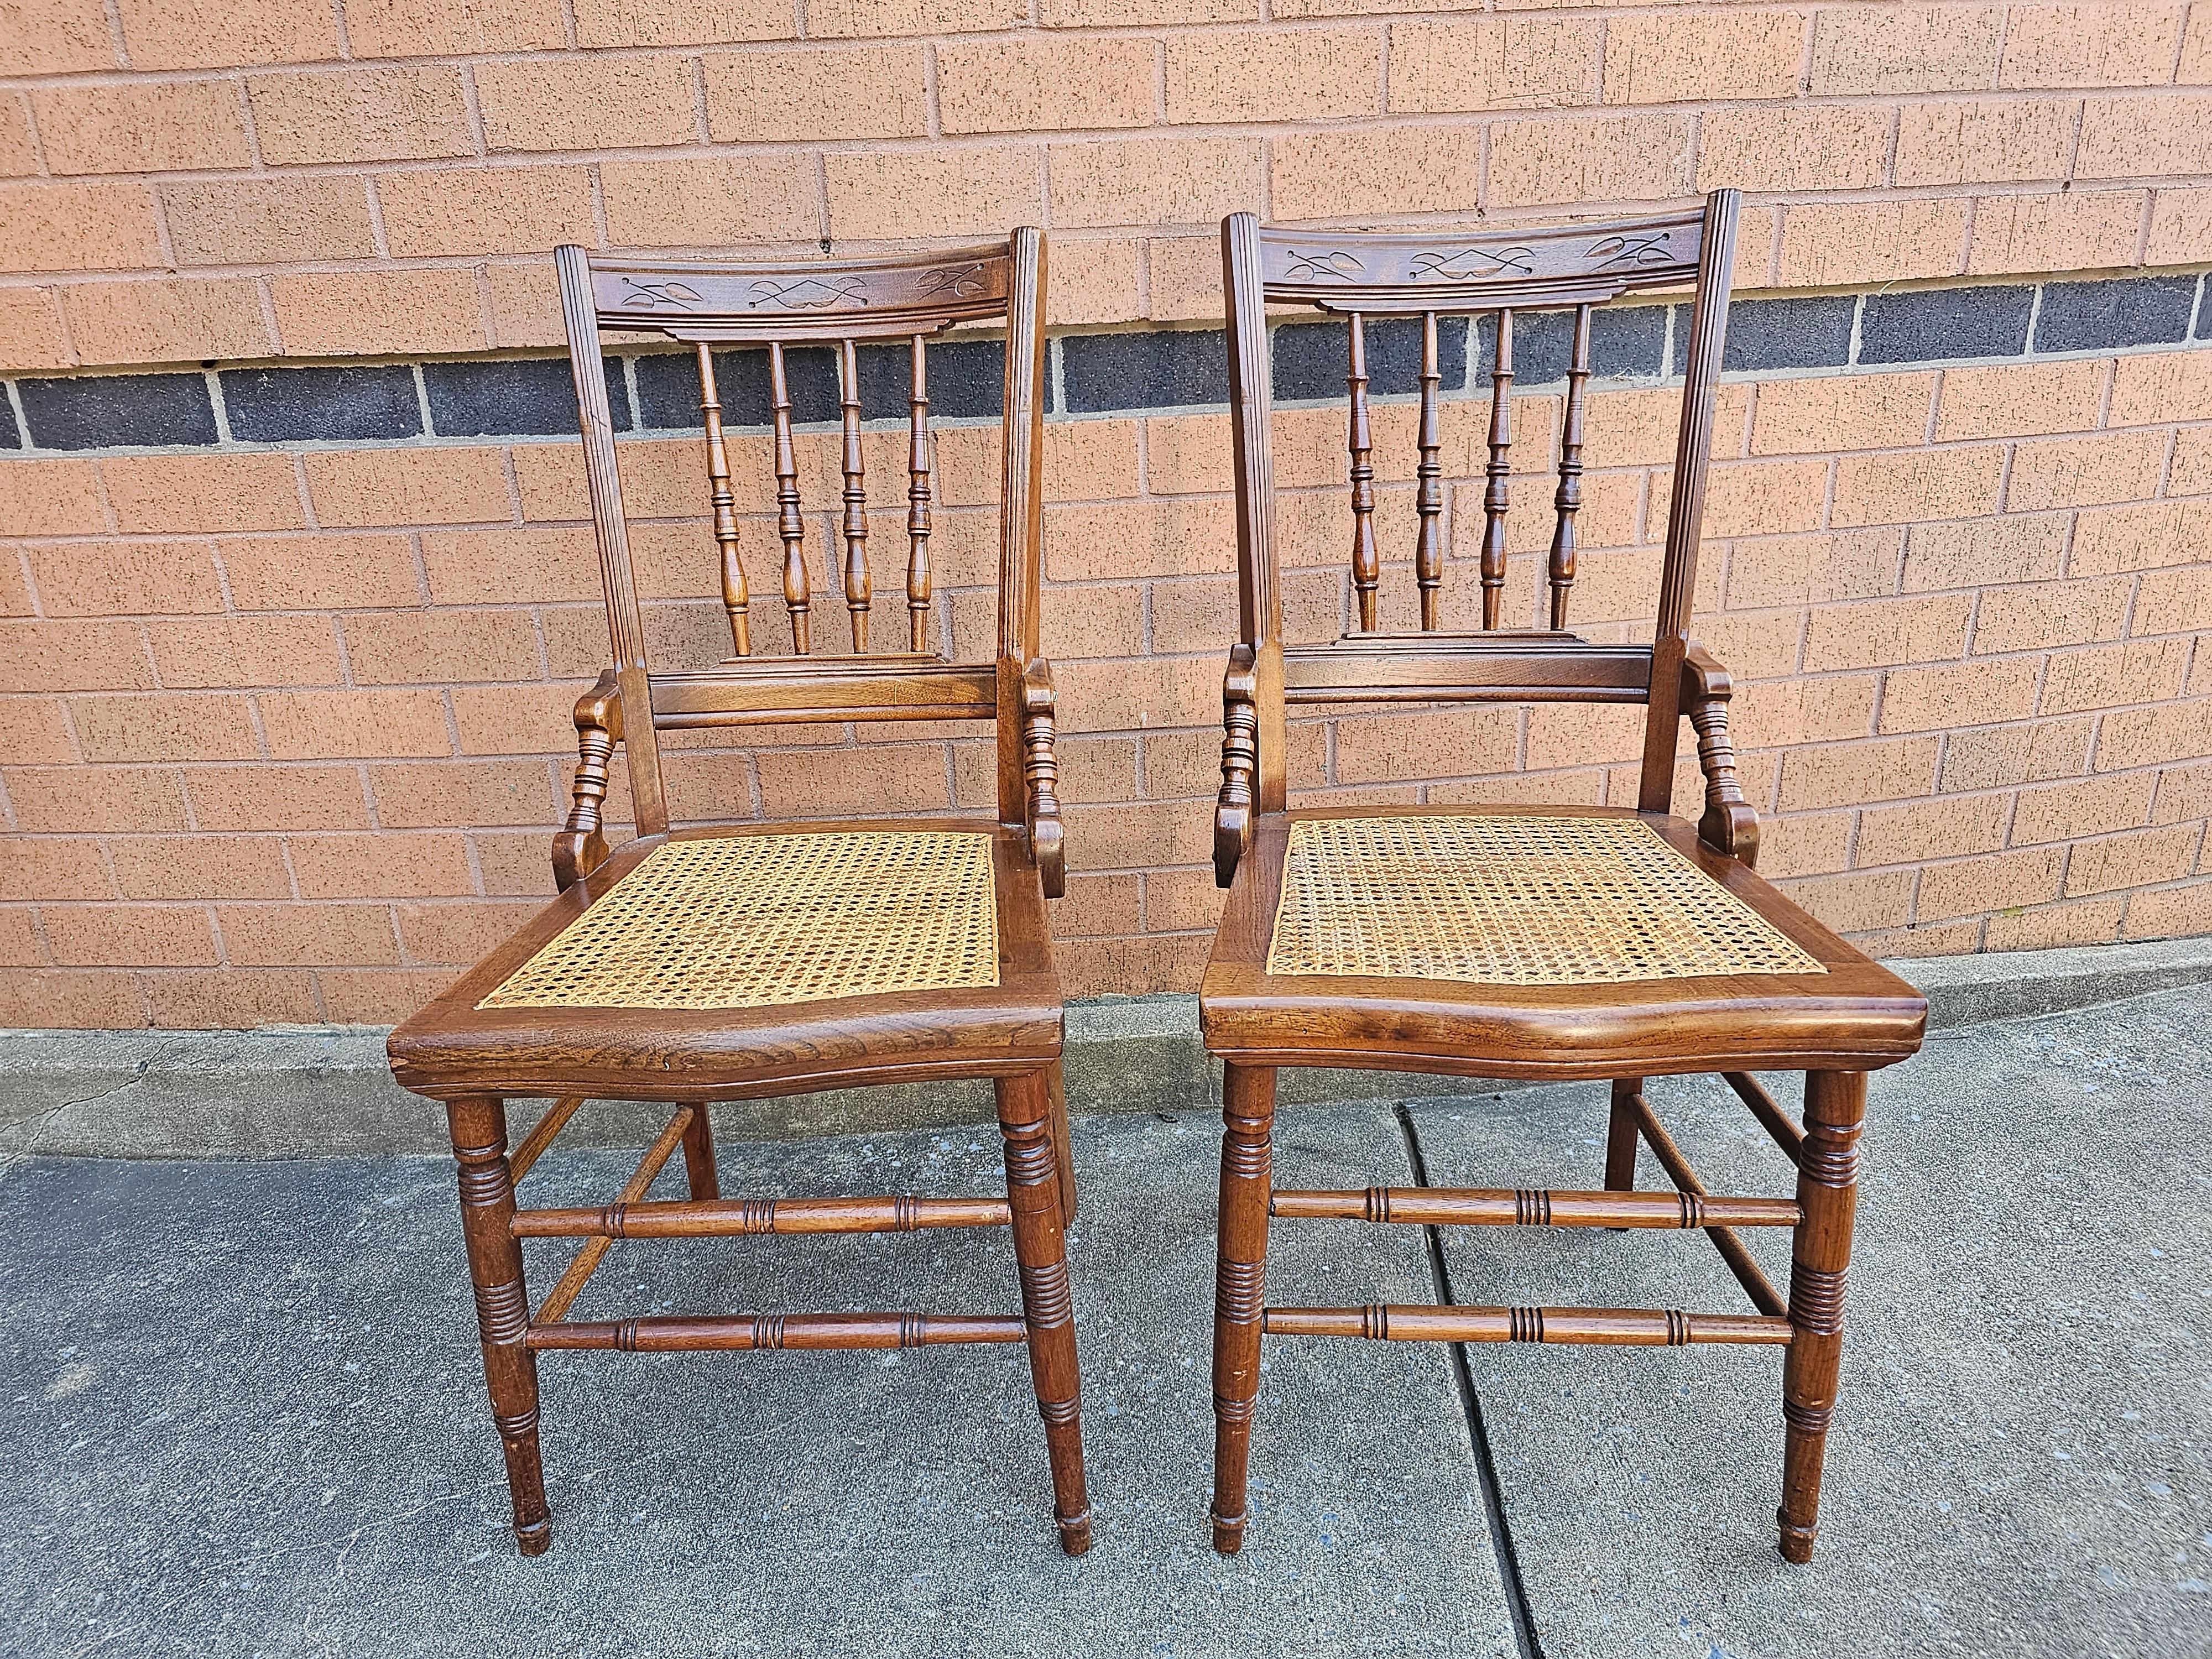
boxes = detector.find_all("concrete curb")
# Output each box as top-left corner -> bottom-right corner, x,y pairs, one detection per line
3,933 -> 2206,1161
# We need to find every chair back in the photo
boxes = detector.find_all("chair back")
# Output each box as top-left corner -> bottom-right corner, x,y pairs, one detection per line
1215,191 -> 1740,878
555,232 -> 1051,868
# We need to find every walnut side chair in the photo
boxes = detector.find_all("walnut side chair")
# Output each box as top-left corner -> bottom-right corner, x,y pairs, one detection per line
385,229 -> 1091,1557
1200,190 -> 1927,1563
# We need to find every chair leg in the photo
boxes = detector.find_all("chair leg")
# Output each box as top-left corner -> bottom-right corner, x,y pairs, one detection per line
1778,1069 -> 1867,1564
1209,1062 -> 1277,1554
1047,1057 -> 1078,1226
1603,1077 -> 1641,1190
997,1070 -> 1092,1556
680,1100 -> 719,1201
446,1095 -> 552,1556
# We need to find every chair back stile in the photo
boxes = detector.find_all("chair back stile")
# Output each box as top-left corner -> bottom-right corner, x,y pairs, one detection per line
551,232 -> 1058,891
1215,191 -> 1741,886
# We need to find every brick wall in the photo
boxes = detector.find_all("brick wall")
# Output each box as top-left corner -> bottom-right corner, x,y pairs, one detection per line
3,2 -> 2212,1026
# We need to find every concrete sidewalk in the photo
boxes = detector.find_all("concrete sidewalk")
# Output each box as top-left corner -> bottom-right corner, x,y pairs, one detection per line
2,987 -> 2208,1656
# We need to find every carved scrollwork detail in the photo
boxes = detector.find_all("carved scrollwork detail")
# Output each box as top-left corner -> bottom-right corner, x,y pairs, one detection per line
617,278 -> 706,311
915,261 -> 990,300
1281,247 -> 1365,283
1409,245 -> 1536,280
745,275 -> 870,311
1584,232 -> 1674,269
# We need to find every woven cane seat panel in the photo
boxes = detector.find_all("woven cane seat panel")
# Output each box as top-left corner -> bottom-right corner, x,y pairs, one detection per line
478,831 -> 1000,1011
1264,815 -> 1825,987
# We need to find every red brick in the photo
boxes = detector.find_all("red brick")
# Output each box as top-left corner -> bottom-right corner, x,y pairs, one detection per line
44,902 -> 218,967
1916,846 -> 2064,920
1808,5 -> 2002,95
1902,515 -> 2067,593
2124,879 -> 2212,939
303,447 -> 512,530
2096,699 -> 2212,771
343,0 -> 566,56
2065,822 -> 2204,897
450,681 -> 581,755
1877,658 -> 2039,734
1940,716 -> 2092,791
1830,446 -> 2005,528
2001,4 -> 2186,89
247,64 -> 473,164
0,619 -> 155,692
341,609 -> 544,685
114,0 -> 338,67
1725,530 -> 1898,612
0,181 -> 161,273
189,764 -> 371,831
220,901 -> 400,966
2006,431 -> 2167,513
2010,771 -> 2156,846
0,0 -> 115,74
476,55 -> 698,152
1983,895 -> 2126,952
70,693 -> 260,762
369,758 -> 561,828
103,453 -> 306,534
396,898 -> 535,966
161,176 -> 377,265
145,968 -> 322,1027
1801,594 -> 1972,674
1488,113 -> 1692,209
143,616 -> 337,691
1776,736 -> 1940,811
0,839 -> 115,902
705,45 -> 927,142
108,834 -> 291,900
1972,577 -> 2131,655
259,689 -> 453,760
289,831 -> 476,899
8,763 -> 190,831
220,533 -> 423,611
33,79 -> 252,175
24,540 -> 223,615
2041,638 -> 2192,715
1854,794 -> 2008,869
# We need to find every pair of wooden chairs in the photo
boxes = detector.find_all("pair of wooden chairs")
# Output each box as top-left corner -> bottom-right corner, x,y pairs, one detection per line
387,191 -> 1925,1570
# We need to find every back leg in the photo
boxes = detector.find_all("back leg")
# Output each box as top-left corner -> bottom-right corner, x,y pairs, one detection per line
1604,1077 -> 1641,1191
680,1100 -> 719,1200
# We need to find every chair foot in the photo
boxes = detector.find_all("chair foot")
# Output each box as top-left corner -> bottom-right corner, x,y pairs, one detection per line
1210,1507 -> 1246,1554
1776,1506 -> 1816,1564
1057,1506 -> 1093,1556
515,1514 -> 553,1556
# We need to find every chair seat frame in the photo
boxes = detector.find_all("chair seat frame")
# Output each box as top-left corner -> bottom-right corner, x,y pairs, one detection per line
387,229 -> 1089,1559
1199,192 -> 1927,1566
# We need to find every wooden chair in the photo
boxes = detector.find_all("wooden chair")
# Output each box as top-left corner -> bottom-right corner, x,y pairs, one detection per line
1201,191 -> 1927,1564
385,229 -> 1090,1557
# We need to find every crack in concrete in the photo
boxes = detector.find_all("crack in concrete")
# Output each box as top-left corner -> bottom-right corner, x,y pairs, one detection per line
1395,1101 -> 1545,1659
0,1040 -> 183,1188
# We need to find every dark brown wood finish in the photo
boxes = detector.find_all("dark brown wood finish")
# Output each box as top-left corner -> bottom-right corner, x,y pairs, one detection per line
1202,192 -> 1927,1565
388,233 -> 1087,1558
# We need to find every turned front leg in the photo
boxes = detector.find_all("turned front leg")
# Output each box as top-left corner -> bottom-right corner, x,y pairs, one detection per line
1209,1063 -> 1277,1553
1778,1070 -> 1867,1563
997,1071 -> 1091,1556
447,1095 -> 551,1555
